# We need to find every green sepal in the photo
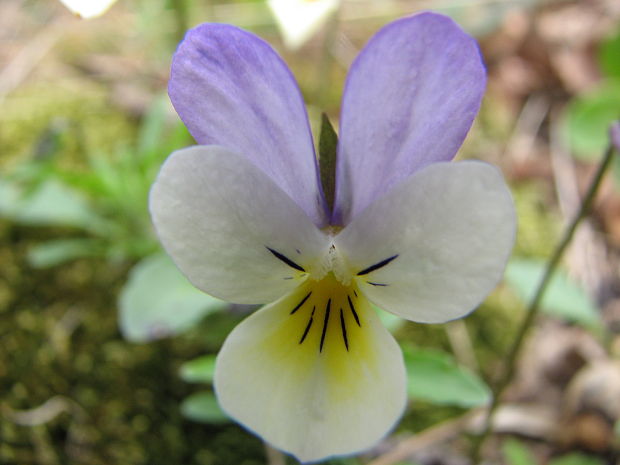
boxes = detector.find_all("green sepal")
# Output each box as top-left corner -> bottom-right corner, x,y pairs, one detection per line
318,113 -> 338,215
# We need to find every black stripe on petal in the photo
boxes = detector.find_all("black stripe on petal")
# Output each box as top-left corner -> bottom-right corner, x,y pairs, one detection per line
347,295 -> 361,327
266,247 -> 306,272
320,299 -> 331,353
299,314 -> 314,344
340,308 -> 349,351
356,255 -> 398,276
290,292 -> 311,314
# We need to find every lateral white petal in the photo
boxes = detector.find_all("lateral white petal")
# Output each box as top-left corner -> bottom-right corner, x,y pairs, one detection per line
149,146 -> 329,304
214,285 -> 407,462
335,161 -> 516,323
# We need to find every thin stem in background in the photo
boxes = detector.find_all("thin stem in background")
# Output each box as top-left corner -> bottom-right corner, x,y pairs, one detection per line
171,0 -> 189,44
446,320 -> 479,373
470,135 -> 618,463
369,409 -> 480,465
264,443 -> 286,465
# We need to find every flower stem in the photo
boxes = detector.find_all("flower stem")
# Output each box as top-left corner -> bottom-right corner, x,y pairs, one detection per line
172,0 -> 189,44
264,443 -> 286,465
470,138 -> 618,463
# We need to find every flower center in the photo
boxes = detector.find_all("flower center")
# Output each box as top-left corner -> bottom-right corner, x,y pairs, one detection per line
286,273 -> 364,353
315,243 -> 351,285
264,241 -> 399,354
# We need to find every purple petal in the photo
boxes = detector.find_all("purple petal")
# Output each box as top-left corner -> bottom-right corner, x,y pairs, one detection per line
332,12 -> 487,225
169,24 -> 327,226
611,121 -> 620,153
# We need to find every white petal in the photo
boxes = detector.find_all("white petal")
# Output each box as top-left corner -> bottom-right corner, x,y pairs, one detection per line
58,0 -> 117,18
335,161 -> 516,323
149,146 -> 330,304
268,0 -> 340,50
214,282 -> 407,462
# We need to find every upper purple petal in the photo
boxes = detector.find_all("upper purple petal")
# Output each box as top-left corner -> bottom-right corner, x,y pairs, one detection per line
332,12 -> 487,225
169,24 -> 327,227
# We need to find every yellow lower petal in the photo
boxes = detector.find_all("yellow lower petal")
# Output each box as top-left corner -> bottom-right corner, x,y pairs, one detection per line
214,275 -> 406,462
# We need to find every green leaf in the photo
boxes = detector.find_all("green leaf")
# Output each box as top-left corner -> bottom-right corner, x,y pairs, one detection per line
402,346 -> 491,407
562,80 -> 620,160
318,113 -> 338,214
137,95 -> 168,155
504,258 -> 601,327
502,438 -> 537,465
374,304 -> 405,333
599,30 -> 620,80
180,391 -> 229,424
0,178 -> 21,214
548,453 -> 604,465
179,355 -> 216,384
0,178 -> 106,231
118,253 -> 227,342
27,238 -> 105,268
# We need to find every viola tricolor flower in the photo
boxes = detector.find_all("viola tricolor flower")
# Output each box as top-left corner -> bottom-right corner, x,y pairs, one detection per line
150,12 -> 516,462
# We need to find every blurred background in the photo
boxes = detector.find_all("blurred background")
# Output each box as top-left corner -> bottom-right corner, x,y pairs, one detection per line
2,0 -> 620,464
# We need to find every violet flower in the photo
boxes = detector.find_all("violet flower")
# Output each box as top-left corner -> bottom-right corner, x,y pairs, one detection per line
150,12 -> 516,462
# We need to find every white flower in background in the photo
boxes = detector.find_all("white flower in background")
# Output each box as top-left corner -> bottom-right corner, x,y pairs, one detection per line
58,0 -> 118,19
268,0 -> 340,50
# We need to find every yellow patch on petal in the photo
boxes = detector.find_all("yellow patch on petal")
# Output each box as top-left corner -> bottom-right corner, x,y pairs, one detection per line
215,274 -> 406,461
252,274 -> 382,404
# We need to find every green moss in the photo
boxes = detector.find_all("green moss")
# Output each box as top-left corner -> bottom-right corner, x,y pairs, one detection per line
0,80 -> 135,169
0,220 -> 264,464
512,182 -> 562,258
